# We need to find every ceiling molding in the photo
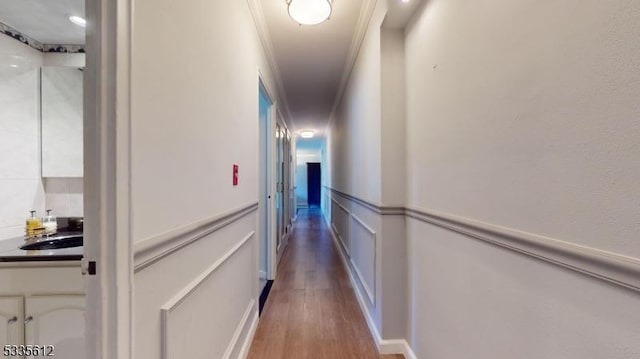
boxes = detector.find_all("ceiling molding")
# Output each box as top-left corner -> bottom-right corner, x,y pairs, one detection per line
0,21 -> 85,53
325,0 -> 378,133
246,0 -> 295,131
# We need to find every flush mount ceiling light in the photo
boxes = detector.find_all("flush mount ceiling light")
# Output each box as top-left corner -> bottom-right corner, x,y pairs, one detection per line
68,15 -> 86,27
300,130 -> 315,138
287,0 -> 332,25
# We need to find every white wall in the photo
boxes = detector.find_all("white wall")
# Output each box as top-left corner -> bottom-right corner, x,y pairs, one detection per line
404,0 -> 640,357
326,0 -> 408,345
380,28 -> 405,207
129,0 -> 281,357
326,5 -> 387,334
130,0 -> 269,241
330,2 -> 384,205
327,0 -> 640,357
0,35 -> 45,240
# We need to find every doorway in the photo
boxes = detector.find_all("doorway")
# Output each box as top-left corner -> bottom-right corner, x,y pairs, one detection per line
307,163 -> 321,208
258,83 -> 272,300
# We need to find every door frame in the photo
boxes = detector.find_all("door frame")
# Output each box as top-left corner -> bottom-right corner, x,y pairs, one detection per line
258,74 -> 278,281
84,0 -> 133,357
274,111 -> 291,263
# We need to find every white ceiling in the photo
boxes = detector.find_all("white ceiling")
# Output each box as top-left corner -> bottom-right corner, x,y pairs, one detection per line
0,0 -> 85,45
260,0 -> 367,136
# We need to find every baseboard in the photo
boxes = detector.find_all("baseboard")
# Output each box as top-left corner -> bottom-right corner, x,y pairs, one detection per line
237,310 -> 259,359
324,214 -> 416,359
379,339 -> 416,359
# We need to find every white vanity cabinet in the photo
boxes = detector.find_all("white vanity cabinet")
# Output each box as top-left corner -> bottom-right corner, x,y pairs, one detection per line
25,295 -> 85,359
0,296 -> 23,353
0,263 -> 85,359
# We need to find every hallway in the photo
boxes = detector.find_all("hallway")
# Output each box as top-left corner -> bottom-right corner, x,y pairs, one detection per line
6,0 -> 634,356
248,209 -> 403,359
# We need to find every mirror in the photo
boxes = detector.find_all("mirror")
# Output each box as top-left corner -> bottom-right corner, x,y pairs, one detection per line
41,67 -> 83,177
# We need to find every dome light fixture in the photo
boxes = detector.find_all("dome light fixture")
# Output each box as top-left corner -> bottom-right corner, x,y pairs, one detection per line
287,0 -> 332,26
69,15 -> 87,27
300,130 -> 315,138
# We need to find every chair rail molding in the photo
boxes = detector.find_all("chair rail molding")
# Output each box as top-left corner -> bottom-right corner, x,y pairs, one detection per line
134,202 -> 258,271
325,187 -> 640,293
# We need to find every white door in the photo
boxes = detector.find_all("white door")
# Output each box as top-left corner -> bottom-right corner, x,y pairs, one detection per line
0,296 -> 23,358
24,295 -> 85,359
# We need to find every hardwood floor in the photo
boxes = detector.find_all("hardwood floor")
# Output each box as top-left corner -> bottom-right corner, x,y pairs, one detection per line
247,208 -> 403,359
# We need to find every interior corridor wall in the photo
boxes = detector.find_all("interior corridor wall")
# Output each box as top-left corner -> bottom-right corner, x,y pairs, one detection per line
129,0 -> 281,357
326,0 -> 409,346
330,3 -> 383,205
404,0 -> 640,357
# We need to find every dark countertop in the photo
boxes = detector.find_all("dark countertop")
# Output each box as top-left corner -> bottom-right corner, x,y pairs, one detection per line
0,232 -> 83,262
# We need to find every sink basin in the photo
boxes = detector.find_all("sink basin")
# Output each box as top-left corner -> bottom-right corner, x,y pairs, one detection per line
20,234 -> 83,250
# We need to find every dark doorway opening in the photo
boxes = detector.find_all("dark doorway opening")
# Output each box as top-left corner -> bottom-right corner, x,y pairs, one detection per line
307,162 -> 321,208
259,280 -> 274,315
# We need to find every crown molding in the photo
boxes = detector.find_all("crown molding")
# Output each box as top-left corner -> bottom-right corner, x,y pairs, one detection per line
246,0 -> 296,130
326,0 -> 378,133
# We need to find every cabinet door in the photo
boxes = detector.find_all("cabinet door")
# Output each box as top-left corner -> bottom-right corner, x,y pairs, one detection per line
25,295 -> 84,359
0,296 -> 24,358
41,67 -> 84,177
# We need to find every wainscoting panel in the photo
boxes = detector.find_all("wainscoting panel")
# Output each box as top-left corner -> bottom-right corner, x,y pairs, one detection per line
134,210 -> 258,359
327,187 -> 640,294
331,199 -> 351,256
161,232 -> 255,359
349,214 -> 377,305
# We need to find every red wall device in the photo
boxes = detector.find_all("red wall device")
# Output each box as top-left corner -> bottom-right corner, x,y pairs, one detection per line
233,164 -> 239,186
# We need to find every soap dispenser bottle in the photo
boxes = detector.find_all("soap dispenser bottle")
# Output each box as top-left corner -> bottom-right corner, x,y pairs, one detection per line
25,210 -> 43,238
43,209 -> 57,236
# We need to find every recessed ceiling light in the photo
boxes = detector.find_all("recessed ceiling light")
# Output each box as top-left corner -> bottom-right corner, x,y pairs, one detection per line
69,16 -> 86,27
287,0 -> 332,25
300,130 -> 314,138
401,0 -> 411,3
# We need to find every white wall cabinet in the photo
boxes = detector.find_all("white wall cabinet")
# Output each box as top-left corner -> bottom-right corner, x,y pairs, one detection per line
41,67 -> 84,178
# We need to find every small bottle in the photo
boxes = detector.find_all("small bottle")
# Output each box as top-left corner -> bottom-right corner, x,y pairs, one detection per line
26,210 -> 43,238
43,209 -> 57,236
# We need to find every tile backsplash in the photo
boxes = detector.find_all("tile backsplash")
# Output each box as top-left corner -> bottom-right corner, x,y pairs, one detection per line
44,178 -> 83,217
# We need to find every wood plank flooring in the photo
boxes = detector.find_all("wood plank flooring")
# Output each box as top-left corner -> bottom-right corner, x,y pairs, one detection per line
247,209 -> 404,359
